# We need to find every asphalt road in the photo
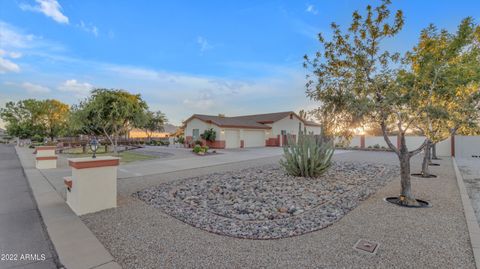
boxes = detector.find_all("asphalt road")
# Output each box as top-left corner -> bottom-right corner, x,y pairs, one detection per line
0,145 -> 60,269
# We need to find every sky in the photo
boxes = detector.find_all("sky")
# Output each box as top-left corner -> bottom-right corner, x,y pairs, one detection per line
1,0 -> 479,126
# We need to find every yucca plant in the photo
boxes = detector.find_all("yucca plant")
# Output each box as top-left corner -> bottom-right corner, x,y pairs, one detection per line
280,129 -> 334,178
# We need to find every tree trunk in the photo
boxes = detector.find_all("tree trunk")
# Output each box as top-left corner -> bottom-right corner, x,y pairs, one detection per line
398,134 -> 420,206
421,140 -> 431,176
431,143 -> 439,160
113,134 -> 118,154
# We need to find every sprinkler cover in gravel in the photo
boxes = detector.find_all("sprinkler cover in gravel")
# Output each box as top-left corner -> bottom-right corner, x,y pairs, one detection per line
133,162 -> 398,239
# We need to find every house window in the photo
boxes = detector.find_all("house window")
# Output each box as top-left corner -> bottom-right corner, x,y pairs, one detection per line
192,129 -> 200,140
299,122 -> 302,130
281,130 -> 287,135
290,114 -> 293,119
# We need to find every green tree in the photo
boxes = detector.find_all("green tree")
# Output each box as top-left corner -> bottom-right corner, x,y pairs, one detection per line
1,99 -> 46,139
41,99 -> 70,140
407,19 -> 480,176
304,0 -> 431,206
142,110 -> 167,141
72,89 -> 149,153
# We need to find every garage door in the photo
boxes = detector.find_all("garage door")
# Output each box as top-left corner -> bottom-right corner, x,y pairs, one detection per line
244,130 -> 265,148
225,129 -> 240,148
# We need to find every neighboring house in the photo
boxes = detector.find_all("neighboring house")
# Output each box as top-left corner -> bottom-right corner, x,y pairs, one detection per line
184,111 -> 322,149
128,128 -> 170,139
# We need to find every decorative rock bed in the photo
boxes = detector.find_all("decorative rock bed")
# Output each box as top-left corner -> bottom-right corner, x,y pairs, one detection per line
133,162 -> 398,239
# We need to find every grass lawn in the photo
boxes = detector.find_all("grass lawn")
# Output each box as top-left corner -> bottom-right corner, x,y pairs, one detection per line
62,147 -> 157,163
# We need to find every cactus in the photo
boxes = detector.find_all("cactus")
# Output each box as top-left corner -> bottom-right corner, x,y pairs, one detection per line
280,128 -> 334,178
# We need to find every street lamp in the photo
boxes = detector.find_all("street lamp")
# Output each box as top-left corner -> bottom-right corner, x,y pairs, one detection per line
90,137 -> 99,159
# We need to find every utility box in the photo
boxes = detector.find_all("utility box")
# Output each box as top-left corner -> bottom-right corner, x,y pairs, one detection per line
65,156 -> 120,215
35,146 -> 57,169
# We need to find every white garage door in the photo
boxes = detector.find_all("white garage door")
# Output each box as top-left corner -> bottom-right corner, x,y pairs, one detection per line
225,129 -> 240,148
244,130 -> 265,148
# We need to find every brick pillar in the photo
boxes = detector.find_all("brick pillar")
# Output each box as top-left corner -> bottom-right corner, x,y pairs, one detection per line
360,135 -> 365,148
451,135 -> 455,157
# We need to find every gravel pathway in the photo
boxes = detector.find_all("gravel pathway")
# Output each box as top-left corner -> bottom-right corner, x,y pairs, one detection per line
133,162 -> 397,239
81,152 -> 475,269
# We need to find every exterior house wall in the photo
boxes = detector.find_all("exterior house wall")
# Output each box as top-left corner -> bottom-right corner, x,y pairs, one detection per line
185,118 -> 222,141
270,116 -> 303,138
305,125 -> 321,135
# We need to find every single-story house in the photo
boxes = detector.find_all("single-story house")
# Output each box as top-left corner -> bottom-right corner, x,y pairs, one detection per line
184,111 -> 322,149
127,128 -> 170,139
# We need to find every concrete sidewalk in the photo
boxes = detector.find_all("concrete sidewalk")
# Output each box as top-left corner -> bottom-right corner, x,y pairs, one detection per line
0,145 -> 60,269
14,146 -> 121,269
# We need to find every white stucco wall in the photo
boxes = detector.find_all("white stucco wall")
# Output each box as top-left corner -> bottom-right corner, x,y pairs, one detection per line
435,138 -> 451,157
185,118 -> 221,140
365,136 -> 397,148
455,136 -> 480,158
270,116 -> 304,138
305,125 -> 321,135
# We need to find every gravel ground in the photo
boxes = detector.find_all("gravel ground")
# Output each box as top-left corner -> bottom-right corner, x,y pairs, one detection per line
81,151 -> 475,269
133,162 -> 397,239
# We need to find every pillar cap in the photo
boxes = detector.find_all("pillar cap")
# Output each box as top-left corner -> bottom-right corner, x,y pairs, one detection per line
68,156 -> 120,169
36,146 -> 57,151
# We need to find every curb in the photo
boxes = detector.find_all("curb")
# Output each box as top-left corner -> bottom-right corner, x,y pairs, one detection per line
15,146 -> 122,269
452,157 -> 480,268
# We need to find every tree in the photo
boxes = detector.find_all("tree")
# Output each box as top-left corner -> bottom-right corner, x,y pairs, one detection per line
41,99 -> 70,140
305,0 -> 431,206
1,99 -> 46,139
409,19 -> 480,176
72,89 -> 148,153
142,110 -> 167,141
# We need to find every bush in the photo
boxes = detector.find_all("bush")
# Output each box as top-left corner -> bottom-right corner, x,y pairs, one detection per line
202,145 -> 209,152
280,132 -> 334,178
176,136 -> 185,144
194,140 -> 203,146
373,144 -> 380,149
193,145 -> 202,153
32,134 -> 44,142
200,128 -> 216,142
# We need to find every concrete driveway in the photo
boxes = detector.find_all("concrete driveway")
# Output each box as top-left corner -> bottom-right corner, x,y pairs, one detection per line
118,147 -> 287,178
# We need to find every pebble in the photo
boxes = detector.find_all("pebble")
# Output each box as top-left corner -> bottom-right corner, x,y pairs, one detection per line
133,162 -> 397,239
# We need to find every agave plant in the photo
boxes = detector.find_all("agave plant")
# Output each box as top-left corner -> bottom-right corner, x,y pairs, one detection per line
280,129 -> 334,178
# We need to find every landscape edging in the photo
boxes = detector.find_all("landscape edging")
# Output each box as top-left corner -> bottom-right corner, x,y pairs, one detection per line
452,157 -> 480,268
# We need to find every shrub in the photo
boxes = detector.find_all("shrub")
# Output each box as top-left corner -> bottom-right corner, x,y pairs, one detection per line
373,144 -> 380,149
194,140 -> 203,146
193,145 -> 202,153
176,136 -> 185,144
280,131 -> 334,178
202,145 -> 209,152
200,128 -> 216,142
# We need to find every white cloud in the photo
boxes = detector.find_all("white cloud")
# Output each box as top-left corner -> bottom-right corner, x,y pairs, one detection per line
183,91 -> 215,110
77,21 -> 99,37
20,0 -> 69,24
0,57 -> 20,73
58,79 -> 93,96
7,82 -> 51,93
0,22 -> 35,49
0,49 -> 22,73
197,36 -> 213,54
306,4 -> 318,15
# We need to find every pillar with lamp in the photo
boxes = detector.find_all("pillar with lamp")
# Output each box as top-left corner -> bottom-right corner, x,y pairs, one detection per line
90,136 -> 99,158
64,136 -> 120,215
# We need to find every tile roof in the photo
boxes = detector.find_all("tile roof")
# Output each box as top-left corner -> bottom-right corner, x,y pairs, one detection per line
187,111 -> 321,129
